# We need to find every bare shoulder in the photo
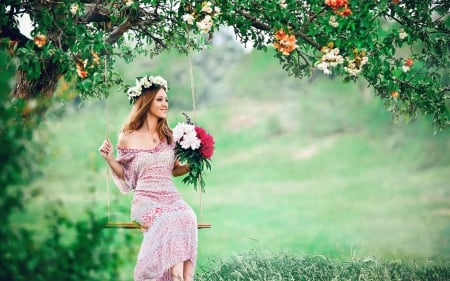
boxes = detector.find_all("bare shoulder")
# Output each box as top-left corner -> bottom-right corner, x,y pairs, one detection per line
117,131 -> 132,148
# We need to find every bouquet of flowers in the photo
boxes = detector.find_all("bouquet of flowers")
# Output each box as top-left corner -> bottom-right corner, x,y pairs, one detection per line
173,113 -> 215,192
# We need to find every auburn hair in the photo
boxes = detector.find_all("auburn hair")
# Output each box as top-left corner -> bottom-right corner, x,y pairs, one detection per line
122,87 -> 173,144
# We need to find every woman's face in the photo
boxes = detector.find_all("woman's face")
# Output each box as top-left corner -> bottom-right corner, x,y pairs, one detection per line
149,88 -> 168,119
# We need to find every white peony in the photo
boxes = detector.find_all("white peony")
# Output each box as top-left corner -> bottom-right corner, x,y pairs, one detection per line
173,123 -> 195,142
180,132 -> 201,150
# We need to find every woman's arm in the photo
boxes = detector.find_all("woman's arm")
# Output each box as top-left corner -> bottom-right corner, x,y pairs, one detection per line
98,135 -> 125,179
106,155 -> 124,179
172,160 -> 190,177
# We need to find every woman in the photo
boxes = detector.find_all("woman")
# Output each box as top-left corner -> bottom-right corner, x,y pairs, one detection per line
98,75 -> 197,281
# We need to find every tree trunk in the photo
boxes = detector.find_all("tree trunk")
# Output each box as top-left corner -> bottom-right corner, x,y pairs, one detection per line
13,60 -> 63,99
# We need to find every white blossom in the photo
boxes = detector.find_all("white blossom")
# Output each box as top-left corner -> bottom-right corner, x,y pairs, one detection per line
182,14 -> 195,25
399,29 -> 408,40
344,66 -> 361,76
201,1 -> 213,14
316,47 -> 344,75
344,55 -> 369,76
361,56 -> 369,65
70,4 -> 79,15
280,0 -> 288,9
316,61 -> 332,75
402,65 -> 411,73
329,16 -> 339,28
196,15 -> 213,34
125,0 -> 134,7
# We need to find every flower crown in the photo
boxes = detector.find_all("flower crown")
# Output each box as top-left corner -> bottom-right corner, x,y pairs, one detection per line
127,75 -> 168,104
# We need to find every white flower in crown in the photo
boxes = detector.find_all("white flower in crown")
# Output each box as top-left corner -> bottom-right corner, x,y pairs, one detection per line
127,75 -> 168,104
139,76 -> 149,88
151,76 -> 168,89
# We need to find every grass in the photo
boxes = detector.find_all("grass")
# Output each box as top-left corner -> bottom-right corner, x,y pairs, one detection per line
196,251 -> 450,281
13,49 -> 450,280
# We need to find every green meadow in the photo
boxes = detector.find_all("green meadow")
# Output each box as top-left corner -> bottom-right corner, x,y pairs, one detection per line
16,49 -> 449,279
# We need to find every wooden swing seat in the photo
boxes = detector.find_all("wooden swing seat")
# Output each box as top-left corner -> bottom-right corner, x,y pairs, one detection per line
104,222 -> 211,229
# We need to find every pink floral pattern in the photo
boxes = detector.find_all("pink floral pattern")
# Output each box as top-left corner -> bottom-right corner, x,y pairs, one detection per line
111,141 -> 198,281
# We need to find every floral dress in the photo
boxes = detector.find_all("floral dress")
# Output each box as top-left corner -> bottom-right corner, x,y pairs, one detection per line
111,140 -> 198,281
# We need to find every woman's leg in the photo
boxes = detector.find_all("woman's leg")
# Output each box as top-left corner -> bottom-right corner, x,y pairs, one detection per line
183,260 -> 194,281
171,262 -> 184,281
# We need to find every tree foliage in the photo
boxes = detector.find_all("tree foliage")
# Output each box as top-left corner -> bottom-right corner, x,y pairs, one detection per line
1,0 -> 449,129
0,50 -> 123,281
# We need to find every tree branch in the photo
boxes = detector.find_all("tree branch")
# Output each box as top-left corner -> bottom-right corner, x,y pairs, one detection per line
235,9 -> 321,50
0,25 -> 30,48
105,17 -> 133,44
81,3 -> 111,23
135,26 -> 167,48
293,31 -> 321,50
300,7 -> 327,32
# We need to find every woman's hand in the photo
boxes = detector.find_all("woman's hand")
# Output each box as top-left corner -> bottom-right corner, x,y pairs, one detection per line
98,138 -> 125,179
172,160 -> 190,177
98,139 -> 114,162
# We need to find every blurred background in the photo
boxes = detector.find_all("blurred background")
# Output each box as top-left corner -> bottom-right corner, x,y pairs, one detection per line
5,30 -> 449,280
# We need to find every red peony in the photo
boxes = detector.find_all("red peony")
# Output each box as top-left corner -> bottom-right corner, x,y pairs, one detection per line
195,126 -> 215,159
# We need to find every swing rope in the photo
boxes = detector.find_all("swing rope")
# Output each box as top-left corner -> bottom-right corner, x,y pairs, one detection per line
103,29 -> 210,229
186,35 -> 206,225
104,44 -> 112,223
